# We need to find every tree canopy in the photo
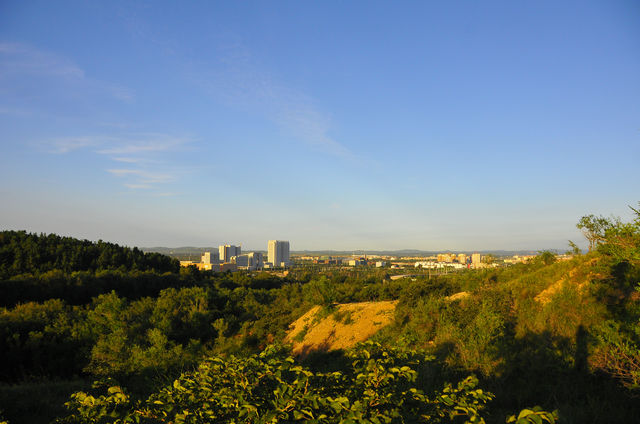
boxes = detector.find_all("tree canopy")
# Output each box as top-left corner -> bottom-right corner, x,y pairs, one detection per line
0,231 -> 178,278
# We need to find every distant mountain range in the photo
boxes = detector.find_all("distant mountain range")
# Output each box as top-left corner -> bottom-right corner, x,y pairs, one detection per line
142,247 -> 548,258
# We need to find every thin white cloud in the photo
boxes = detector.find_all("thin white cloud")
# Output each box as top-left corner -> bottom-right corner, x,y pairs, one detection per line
96,134 -> 189,155
0,42 -> 133,102
42,134 -> 190,157
124,183 -> 152,189
111,156 -> 158,164
0,42 -> 84,78
48,137 -> 99,154
40,133 -> 192,190
108,169 -> 175,186
276,102 -> 352,158
194,45 -> 356,160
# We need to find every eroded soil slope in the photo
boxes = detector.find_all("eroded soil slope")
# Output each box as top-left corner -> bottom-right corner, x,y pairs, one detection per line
286,301 -> 397,355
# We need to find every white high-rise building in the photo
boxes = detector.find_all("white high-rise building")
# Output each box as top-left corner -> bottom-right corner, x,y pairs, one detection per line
219,244 -> 241,263
268,240 -> 290,268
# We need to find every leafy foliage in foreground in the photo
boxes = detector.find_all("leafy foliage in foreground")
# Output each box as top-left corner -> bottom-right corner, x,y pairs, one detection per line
506,407 -> 558,424
2,203 -> 639,423
57,342 -> 516,424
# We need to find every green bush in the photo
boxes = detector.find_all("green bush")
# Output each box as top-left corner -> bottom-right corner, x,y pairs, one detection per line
58,342 -> 495,423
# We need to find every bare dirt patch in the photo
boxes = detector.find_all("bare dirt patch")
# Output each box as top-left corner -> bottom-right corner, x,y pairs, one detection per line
535,279 -> 567,305
285,301 -> 397,355
445,291 -> 470,302
535,263 -> 598,305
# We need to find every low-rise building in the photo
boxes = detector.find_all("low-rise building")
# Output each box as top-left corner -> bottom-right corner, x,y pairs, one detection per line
234,252 -> 264,270
219,263 -> 237,272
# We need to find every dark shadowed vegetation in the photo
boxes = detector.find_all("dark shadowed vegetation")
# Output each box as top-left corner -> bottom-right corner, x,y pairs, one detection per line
1,204 -> 639,423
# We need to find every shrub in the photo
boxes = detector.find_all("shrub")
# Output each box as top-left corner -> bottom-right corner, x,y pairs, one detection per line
58,342 -> 495,423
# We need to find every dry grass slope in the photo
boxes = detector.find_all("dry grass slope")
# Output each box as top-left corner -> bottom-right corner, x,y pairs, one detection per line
534,259 -> 600,305
286,301 -> 397,355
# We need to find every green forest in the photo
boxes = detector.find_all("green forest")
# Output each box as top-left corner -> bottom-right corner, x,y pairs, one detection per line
1,204 -> 639,423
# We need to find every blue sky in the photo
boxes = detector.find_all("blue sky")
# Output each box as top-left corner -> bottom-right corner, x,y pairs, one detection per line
1,1 -> 638,251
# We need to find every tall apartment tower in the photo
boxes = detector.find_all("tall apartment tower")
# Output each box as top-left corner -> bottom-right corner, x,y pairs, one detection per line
268,240 -> 290,268
219,244 -> 241,263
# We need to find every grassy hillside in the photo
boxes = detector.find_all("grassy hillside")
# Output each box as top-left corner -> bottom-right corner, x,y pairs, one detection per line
2,205 -> 639,423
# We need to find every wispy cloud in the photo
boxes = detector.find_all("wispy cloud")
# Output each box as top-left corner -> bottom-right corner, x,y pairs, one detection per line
124,183 -> 152,189
41,133 -> 192,190
0,42 -> 133,102
96,134 -> 189,155
193,44 -> 357,160
111,156 -> 159,164
44,134 -> 190,156
106,84 -> 134,102
109,169 -> 175,185
48,137 -> 100,154
0,42 -> 84,78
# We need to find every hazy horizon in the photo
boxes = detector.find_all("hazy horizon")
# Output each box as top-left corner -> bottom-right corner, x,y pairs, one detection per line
142,245 -> 545,256
1,1 -> 638,251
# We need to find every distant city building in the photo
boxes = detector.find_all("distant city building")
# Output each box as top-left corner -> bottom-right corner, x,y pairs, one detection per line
219,262 -> 237,272
375,261 -> 386,268
268,240 -> 290,268
247,252 -> 264,269
457,253 -> 467,264
415,261 -> 465,270
180,258 -> 219,272
472,253 -> 481,267
234,252 -> 264,270
219,244 -> 241,262
349,259 -> 367,266
204,263 -> 220,272
201,251 -> 220,265
504,255 -> 536,264
437,253 -> 455,263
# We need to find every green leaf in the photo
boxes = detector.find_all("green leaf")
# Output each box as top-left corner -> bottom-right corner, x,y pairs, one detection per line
518,409 -> 534,419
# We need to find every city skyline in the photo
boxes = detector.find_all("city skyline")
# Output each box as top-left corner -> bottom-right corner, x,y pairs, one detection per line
1,1 -> 638,251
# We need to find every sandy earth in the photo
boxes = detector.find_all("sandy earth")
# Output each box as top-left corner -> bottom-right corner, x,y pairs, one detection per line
285,301 -> 397,355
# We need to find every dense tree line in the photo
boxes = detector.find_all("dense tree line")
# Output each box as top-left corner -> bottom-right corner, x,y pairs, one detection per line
0,270 -> 196,308
1,204 -> 639,423
0,231 -> 178,279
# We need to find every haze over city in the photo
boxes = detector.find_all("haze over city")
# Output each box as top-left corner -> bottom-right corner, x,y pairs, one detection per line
1,1 -> 638,251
